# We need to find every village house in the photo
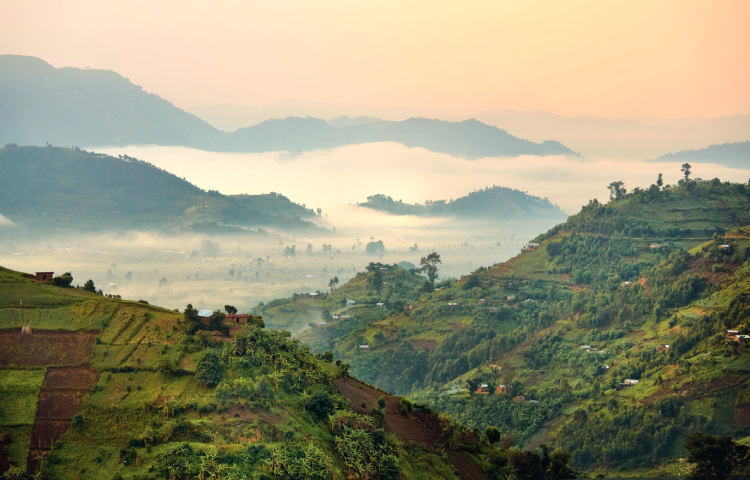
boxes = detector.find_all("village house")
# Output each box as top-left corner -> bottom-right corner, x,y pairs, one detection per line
650,243 -> 661,249
316,322 -> 327,328
34,272 -> 54,282
359,345 -> 370,352
346,299 -> 356,305
340,315 -> 351,320
408,304 -> 419,310
734,335 -> 750,344
524,243 -> 540,251
197,309 -> 213,325
211,331 -> 223,337
496,384 -> 507,394
376,302 -> 384,307
332,316 -> 339,320
727,330 -> 740,338
478,299 -> 486,305
225,314 -> 249,324
507,295 -> 516,301
585,347 -> 599,353
718,245 -> 732,251
489,307 -> 498,313
513,395 -> 526,403
621,281 -> 633,287
477,384 -> 490,394
579,345 -> 592,350
656,344 -> 670,351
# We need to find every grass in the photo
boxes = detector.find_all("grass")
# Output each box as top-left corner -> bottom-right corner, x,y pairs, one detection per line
0,369 -> 46,425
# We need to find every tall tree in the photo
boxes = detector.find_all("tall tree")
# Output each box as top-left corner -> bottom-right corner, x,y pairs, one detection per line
657,173 -> 663,188
418,252 -> 441,283
224,305 -> 237,315
607,181 -> 626,200
681,162 -> 692,181
686,432 -> 750,479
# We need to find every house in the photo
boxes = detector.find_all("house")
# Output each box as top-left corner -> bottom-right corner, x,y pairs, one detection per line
580,345 -> 592,350
650,243 -> 661,249
719,245 -> 732,250
376,302 -> 384,307
507,295 -> 516,301
656,344 -> 670,351
524,243 -> 540,251
447,302 -> 458,307
489,307 -> 498,313
585,347 -> 598,353
332,316 -> 340,320
408,304 -> 419,310
727,330 -> 740,338
225,314 -> 249,324
309,292 -> 319,297
316,322 -> 327,328
513,396 -> 526,403
359,345 -> 370,352
477,384 -> 490,394
34,272 -> 54,282
621,281 -> 633,287
617,379 -> 639,390
734,335 -> 750,344
346,299 -> 356,305
624,379 -> 639,385
340,315 -> 351,320
496,384 -> 507,394
197,309 -> 213,325
478,299 -> 486,305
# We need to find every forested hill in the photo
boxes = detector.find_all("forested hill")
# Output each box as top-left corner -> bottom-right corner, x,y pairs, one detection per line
0,55 -> 577,158
265,177 -> 750,476
0,145 -> 317,232
359,186 -> 568,220
652,140 -> 750,170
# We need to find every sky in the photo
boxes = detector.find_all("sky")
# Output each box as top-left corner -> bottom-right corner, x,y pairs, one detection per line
2,0 -> 749,119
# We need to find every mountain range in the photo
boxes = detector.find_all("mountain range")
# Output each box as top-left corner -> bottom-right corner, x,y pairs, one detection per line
652,140 -> 750,170
0,55 -> 576,158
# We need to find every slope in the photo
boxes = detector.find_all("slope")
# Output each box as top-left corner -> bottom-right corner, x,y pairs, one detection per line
0,145 -> 317,233
0,266 -> 588,480
266,178 -> 750,475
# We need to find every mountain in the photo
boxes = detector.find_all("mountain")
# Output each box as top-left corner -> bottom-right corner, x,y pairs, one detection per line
264,179 -> 750,476
359,186 -> 568,220
0,54 -> 221,149
0,145 -> 317,233
652,140 -> 750,169
0,266 -> 592,479
0,55 -> 577,158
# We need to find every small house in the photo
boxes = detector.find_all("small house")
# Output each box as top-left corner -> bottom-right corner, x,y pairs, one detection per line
513,396 -> 526,403
719,245 -> 732,250
376,302 -> 384,307
580,345 -> 592,350
309,292 -> 319,297
340,315 -> 351,320
359,345 -> 370,352
624,379 -> 639,385
408,304 -> 419,310
524,243 -> 540,251
477,384 -> 490,394
650,243 -> 661,249
489,307 -> 498,313
507,295 -> 516,301
211,331 -> 223,337
727,330 -> 740,338
478,299 -> 486,305
226,314 -> 249,324
585,347 -> 598,353
621,281 -> 633,287
138,300 -> 149,304
316,322 -> 327,328
656,344 -> 670,351
734,335 -> 750,344
332,316 -> 340,320
346,299 -> 356,305
496,384 -> 507,394
34,272 -> 54,282
197,309 -> 213,325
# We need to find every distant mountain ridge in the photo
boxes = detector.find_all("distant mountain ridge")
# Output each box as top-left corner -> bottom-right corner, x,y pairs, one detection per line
652,140 -> 750,169
0,55 -> 578,158
359,186 -> 567,220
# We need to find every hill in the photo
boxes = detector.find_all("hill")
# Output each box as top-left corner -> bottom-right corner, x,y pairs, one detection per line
0,266 -> 591,480
0,145 -> 317,233
265,177 -> 750,476
0,56 -> 577,158
0,55 -> 220,149
653,140 -> 750,170
359,186 -> 567,220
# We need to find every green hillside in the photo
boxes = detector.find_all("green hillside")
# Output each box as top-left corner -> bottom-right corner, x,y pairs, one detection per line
0,145 -> 317,233
359,186 -> 567,220
266,178 -> 750,476
0,266 -> 593,480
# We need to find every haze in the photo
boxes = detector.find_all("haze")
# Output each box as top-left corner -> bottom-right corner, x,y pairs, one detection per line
2,0 -> 749,119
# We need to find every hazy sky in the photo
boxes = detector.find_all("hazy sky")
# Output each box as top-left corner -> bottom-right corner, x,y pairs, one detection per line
2,0 -> 749,118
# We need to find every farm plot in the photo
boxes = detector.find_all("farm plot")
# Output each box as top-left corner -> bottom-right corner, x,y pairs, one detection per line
0,330 -> 98,367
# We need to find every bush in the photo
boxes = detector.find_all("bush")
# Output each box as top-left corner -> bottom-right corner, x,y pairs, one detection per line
399,397 -> 412,415
307,390 -> 336,420
195,350 -> 225,387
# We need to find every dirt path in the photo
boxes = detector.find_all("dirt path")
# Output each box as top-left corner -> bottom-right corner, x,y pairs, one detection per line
333,377 -> 488,480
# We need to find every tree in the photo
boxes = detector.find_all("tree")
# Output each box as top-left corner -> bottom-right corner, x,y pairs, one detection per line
485,426 -> 501,445
607,181 -> 626,201
201,239 -> 220,259
366,240 -> 385,257
82,279 -> 96,292
367,269 -> 383,292
328,277 -> 339,292
681,163 -> 692,181
307,390 -> 336,419
195,350 -> 225,387
418,252 -> 442,283
224,305 -> 237,315
53,272 -> 73,288
377,395 -> 387,409
184,304 -> 202,334
657,173 -> 663,188
467,377 -> 480,396
686,432 -> 750,479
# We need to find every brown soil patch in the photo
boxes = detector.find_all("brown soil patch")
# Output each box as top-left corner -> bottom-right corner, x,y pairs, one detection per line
35,391 -> 85,420
28,421 -> 70,450
0,330 -> 98,367
42,366 -> 98,390
409,340 -> 437,350
736,396 -> 750,426
334,377 -> 488,480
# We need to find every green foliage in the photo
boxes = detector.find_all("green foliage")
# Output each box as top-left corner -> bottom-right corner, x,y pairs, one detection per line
195,350 -> 225,387
685,432 -> 750,478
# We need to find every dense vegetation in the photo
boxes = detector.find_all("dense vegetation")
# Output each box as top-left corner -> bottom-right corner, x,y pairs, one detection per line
267,175 -> 750,475
359,186 -> 566,220
0,145 -> 317,232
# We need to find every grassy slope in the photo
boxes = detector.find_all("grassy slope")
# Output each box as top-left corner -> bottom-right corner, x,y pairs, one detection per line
266,182 -> 750,475
0,266 -> 474,480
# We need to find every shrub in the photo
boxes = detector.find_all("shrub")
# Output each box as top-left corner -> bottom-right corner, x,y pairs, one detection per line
195,350 -> 225,387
